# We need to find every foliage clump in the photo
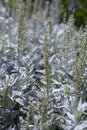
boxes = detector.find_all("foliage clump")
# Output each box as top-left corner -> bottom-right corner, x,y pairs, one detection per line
0,1 -> 87,130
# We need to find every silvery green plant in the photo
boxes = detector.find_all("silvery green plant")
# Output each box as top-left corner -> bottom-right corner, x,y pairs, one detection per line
0,1 -> 87,129
73,27 -> 87,98
56,17 -> 87,130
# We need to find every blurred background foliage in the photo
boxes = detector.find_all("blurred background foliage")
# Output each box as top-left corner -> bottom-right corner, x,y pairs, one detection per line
57,0 -> 87,27
1,0 -> 87,27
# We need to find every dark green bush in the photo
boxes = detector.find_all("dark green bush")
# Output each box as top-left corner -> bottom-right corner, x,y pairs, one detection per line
57,0 -> 87,27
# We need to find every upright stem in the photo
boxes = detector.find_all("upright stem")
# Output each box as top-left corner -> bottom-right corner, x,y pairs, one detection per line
43,35 -> 51,96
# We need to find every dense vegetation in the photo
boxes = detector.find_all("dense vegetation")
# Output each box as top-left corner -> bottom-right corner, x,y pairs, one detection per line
0,0 -> 87,130
2,0 -> 87,27
54,0 -> 87,27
